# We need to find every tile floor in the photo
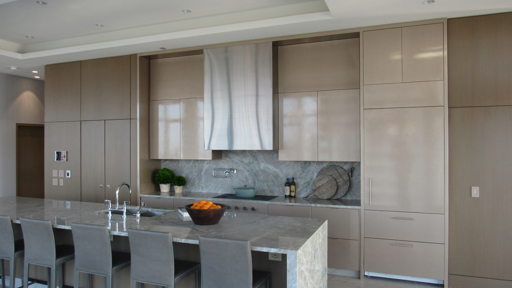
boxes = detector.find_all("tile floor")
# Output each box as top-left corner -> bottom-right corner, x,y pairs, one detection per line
328,275 -> 444,288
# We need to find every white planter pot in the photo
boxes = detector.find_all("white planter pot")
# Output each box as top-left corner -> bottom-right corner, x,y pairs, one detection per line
159,184 -> 171,193
174,186 -> 183,194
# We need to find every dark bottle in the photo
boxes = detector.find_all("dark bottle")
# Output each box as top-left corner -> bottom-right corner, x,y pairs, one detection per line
284,178 -> 290,198
290,177 -> 296,198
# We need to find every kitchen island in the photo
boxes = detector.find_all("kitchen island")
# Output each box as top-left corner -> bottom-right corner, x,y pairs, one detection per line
0,196 -> 327,288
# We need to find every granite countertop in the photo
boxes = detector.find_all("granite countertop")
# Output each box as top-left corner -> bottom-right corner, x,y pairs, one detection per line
141,191 -> 361,209
0,196 -> 326,254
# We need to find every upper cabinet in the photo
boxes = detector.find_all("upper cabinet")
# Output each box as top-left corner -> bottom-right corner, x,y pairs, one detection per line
44,62 -> 81,122
81,55 -> 132,120
150,54 -> 204,100
363,24 -> 444,85
149,52 -> 220,160
278,38 -> 360,93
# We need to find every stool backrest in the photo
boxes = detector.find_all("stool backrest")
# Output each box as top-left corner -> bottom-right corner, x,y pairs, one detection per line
199,237 -> 252,288
71,223 -> 112,275
20,218 -> 56,266
0,215 -> 14,259
128,229 -> 175,287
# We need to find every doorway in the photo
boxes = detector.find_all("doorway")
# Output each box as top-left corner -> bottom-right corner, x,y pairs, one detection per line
16,124 -> 44,198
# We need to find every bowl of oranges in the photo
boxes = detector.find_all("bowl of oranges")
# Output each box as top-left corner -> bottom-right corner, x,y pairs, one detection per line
185,200 -> 227,225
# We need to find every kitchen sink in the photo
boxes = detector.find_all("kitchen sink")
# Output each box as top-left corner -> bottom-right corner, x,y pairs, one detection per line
98,208 -> 169,218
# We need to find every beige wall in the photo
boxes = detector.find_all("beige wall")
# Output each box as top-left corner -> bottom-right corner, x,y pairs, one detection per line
0,73 -> 44,197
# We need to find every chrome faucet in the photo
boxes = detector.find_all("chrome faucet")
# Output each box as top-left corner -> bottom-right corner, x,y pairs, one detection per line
135,201 -> 146,221
115,182 -> 132,210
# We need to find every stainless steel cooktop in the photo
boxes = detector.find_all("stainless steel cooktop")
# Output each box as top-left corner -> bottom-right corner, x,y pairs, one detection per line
213,194 -> 277,201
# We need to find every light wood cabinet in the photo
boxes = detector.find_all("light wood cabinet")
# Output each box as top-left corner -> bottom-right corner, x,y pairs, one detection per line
279,90 -> 360,161
279,92 -> 317,161
278,38 -> 360,93
364,238 -> 445,280
140,196 -> 174,209
44,62 -> 81,122
311,207 -> 359,240
150,54 -> 204,100
364,107 -> 445,214
267,204 -> 311,218
81,56 -> 131,120
328,239 -> 359,271
44,122 -> 81,201
318,90 -> 360,162
363,24 -> 444,85
364,81 -> 444,109
150,98 -> 219,160
81,120 -> 131,204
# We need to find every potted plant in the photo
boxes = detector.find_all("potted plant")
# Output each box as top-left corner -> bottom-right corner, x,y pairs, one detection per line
154,168 -> 175,193
172,176 -> 186,194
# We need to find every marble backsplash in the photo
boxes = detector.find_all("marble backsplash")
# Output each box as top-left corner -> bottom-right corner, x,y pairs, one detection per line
162,151 -> 360,200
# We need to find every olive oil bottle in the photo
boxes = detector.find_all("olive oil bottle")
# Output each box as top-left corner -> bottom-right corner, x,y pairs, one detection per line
284,178 -> 290,198
290,177 -> 296,198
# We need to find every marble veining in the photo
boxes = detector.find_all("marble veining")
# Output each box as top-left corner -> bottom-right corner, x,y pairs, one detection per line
162,150 -> 360,200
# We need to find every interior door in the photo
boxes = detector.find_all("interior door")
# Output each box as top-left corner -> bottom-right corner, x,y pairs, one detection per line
364,107 -> 445,213
81,121 -> 105,203
17,124 -> 44,198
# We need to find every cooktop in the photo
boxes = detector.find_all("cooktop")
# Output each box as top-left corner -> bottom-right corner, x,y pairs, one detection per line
213,194 -> 277,201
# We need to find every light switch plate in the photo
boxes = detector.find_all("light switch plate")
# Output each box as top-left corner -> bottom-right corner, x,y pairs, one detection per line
59,179 -> 64,186
59,170 -> 64,178
52,178 -> 58,186
66,170 -> 71,178
52,170 -> 58,177
269,253 -> 282,261
471,186 -> 479,198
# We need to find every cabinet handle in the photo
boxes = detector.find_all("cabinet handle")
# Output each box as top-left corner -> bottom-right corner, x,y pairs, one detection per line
369,177 -> 372,205
391,217 -> 414,221
391,243 -> 414,248
100,184 -> 104,189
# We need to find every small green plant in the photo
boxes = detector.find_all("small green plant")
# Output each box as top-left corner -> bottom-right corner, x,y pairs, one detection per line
172,176 -> 186,187
154,168 -> 175,184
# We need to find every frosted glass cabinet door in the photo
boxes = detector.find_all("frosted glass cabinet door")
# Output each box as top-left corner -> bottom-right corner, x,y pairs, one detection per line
364,107 -> 445,213
150,100 -> 181,159
279,92 -> 318,161
181,98 -> 212,160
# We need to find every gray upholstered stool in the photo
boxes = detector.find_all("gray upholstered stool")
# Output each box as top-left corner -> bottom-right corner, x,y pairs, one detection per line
128,229 -> 200,288
20,218 -> 74,288
71,223 -> 130,288
199,237 -> 271,288
0,215 -> 24,288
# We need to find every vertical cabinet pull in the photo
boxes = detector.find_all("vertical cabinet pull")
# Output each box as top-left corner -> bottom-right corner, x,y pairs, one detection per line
369,177 -> 372,205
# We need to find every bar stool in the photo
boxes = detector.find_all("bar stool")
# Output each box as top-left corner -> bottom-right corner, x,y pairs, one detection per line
127,229 -> 200,288
199,237 -> 271,288
71,223 -> 130,288
0,216 -> 24,288
20,218 -> 74,288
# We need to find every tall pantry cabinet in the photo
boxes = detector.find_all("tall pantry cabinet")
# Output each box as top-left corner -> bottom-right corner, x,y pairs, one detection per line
361,21 -> 448,283
44,55 -> 137,204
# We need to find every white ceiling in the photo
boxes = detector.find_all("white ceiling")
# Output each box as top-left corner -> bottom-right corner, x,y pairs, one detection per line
0,0 -> 511,80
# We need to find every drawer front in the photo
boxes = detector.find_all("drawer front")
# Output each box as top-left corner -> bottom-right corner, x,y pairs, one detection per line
173,198 -> 196,209
365,211 -> 444,243
364,81 -> 444,109
214,201 -> 267,214
364,238 -> 445,280
140,196 -> 174,209
312,207 -> 359,240
328,238 -> 359,271
267,204 -> 311,218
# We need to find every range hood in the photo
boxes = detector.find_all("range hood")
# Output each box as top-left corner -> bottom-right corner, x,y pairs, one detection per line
204,42 -> 278,150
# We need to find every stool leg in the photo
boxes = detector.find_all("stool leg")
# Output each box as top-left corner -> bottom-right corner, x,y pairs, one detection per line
87,274 -> 92,288
105,275 -> 113,288
50,267 -> 57,288
195,269 -> 200,288
74,270 -> 79,288
1,259 -> 5,288
58,264 -> 64,288
22,262 -> 29,288
9,258 -> 16,288
130,280 -> 136,288
19,257 -> 24,288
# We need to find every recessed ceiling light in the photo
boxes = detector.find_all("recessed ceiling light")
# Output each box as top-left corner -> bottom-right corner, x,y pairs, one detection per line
26,35 -> 35,39
423,0 -> 435,4
32,70 -> 39,73
36,1 -> 47,5
9,66 -> 17,71
160,47 -> 166,50
96,24 -> 105,27
34,76 -> 41,79
182,9 -> 191,13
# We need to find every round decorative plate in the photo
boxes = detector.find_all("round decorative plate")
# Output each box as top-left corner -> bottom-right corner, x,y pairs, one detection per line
317,165 -> 350,199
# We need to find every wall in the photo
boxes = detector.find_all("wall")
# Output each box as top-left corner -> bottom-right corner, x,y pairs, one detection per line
163,150 -> 360,200
0,73 -> 44,197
